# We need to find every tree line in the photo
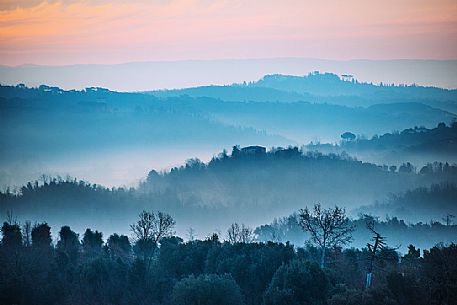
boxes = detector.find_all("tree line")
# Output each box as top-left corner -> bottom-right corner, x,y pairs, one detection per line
1,208 -> 456,305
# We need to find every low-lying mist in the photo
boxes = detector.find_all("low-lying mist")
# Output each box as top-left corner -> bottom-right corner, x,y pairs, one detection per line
2,147 -> 456,247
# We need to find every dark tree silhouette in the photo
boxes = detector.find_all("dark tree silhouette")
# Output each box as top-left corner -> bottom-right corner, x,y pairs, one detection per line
341,132 -> 356,141
1,222 -> 23,249
106,233 -> 131,260
31,222 -> 52,249
82,228 -> 103,256
422,244 -> 457,305
264,260 -> 327,305
56,226 -> 80,263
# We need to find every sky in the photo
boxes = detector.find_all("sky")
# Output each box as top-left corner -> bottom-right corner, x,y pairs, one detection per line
0,0 -> 456,66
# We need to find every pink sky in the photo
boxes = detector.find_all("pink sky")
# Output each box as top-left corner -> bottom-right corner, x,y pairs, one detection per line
0,0 -> 456,66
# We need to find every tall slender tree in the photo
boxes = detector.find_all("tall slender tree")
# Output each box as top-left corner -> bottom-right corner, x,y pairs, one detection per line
365,217 -> 387,288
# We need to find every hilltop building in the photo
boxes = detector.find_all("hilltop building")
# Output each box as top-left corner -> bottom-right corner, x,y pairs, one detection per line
240,146 -> 266,155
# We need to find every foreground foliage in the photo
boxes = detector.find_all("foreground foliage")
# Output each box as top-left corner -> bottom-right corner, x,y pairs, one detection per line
1,218 -> 456,305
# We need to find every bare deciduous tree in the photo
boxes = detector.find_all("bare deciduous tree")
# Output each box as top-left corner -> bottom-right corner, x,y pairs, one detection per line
130,210 -> 175,266
298,204 -> 353,269
227,223 -> 255,244
130,210 -> 175,244
187,227 -> 196,241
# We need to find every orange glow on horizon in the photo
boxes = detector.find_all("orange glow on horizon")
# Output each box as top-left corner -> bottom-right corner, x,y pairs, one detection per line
0,0 -> 456,65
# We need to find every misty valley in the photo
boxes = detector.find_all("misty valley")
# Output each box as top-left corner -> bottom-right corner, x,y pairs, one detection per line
1,72 -> 457,305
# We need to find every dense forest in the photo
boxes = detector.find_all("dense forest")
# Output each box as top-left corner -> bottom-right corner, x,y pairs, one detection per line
1,211 -> 456,305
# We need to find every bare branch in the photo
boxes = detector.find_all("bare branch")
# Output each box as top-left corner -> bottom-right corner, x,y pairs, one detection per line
298,204 -> 354,268
227,223 -> 255,244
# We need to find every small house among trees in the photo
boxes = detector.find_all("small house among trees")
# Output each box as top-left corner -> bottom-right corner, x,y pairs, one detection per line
240,146 -> 266,155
